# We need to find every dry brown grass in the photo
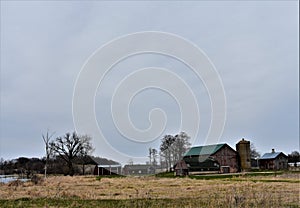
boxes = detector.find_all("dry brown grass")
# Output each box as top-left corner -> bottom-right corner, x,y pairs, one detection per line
0,174 -> 299,207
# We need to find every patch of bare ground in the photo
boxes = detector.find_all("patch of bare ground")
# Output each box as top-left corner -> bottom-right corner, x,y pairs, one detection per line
0,174 -> 299,207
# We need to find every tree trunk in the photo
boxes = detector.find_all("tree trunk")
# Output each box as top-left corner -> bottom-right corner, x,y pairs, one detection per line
44,164 -> 47,179
68,162 -> 74,176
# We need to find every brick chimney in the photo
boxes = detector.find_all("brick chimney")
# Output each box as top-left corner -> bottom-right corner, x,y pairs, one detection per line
271,148 -> 275,153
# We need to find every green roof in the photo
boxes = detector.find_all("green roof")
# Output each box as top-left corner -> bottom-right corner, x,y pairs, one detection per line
184,143 -> 226,157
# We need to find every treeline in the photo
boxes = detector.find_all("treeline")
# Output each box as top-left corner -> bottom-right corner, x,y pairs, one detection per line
0,157 -> 45,176
0,156 -> 114,176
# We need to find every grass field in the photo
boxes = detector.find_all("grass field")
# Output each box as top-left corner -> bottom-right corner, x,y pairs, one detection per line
0,172 -> 299,207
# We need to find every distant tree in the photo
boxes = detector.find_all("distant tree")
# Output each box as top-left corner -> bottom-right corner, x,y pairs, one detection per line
49,132 -> 94,176
172,132 -> 191,162
149,148 -> 152,165
29,158 -> 44,174
6,157 -> 45,177
127,159 -> 134,165
42,130 -> 55,179
0,158 -> 4,170
2,159 -> 14,175
160,132 -> 191,171
288,151 -> 300,166
151,148 -> 158,166
250,143 -> 260,159
16,157 -> 30,176
160,134 -> 176,171
148,148 -> 158,166
47,157 -> 66,175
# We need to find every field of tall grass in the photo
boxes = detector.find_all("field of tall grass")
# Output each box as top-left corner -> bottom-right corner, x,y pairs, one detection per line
0,172 -> 299,207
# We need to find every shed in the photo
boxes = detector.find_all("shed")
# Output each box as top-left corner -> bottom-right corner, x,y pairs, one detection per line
259,149 -> 288,170
94,164 -> 122,175
174,160 -> 189,176
92,157 -> 122,175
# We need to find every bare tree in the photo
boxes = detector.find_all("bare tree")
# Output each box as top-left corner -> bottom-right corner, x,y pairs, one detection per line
250,143 -> 261,159
49,132 -> 94,176
127,159 -> 134,165
42,130 -> 55,179
172,132 -> 191,162
149,148 -> 152,165
160,132 -> 191,172
149,148 -> 158,166
151,148 -> 158,166
160,135 -> 175,171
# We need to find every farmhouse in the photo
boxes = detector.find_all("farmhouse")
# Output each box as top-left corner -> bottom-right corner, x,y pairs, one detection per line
259,149 -> 288,170
183,143 -> 239,173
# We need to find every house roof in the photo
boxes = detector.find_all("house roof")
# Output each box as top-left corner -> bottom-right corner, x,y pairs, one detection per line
91,157 -> 120,166
97,164 -> 121,168
184,143 -> 228,157
174,160 -> 188,170
260,152 -> 287,160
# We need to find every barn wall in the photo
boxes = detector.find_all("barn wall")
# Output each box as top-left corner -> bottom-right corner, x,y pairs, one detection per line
275,155 -> 288,169
183,156 -> 220,172
260,159 -> 276,170
260,156 -> 288,170
212,145 -> 238,173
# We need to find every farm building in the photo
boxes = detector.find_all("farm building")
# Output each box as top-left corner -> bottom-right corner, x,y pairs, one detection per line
174,160 -> 189,176
92,157 -> 122,175
123,164 -> 155,175
236,138 -> 251,171
259,149 -> 288,170
72,155 -> 102,175
94,164 -> 122,175
183,143 -> 239,173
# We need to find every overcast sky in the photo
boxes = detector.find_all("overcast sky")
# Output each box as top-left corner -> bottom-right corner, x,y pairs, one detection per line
0,1 -> 298,164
